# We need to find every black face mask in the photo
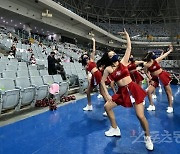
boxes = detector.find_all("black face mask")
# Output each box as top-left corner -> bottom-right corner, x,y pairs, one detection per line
129,58 -> 134,61
111,55 -> 119,62
152,55 -> 156,60
82,57 -> 89,65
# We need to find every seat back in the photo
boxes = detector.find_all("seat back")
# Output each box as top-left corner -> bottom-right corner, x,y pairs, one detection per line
29,70 -> 40,76
0,78 -> 15,91
30,76 -> 44,86
2,71 -> 16,79
18,62 -> 27,66
6,64 -> 18,71
42,75 -> 54,85
17,70 -> 29,77
28,65 -> 38,70
53,74 -> 63,83
18,65 -> 28,70
39,70 -> 48,76
15,77 -> 31,89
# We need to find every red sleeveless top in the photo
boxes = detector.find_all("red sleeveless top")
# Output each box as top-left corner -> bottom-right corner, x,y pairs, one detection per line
148,60 -> 161,73
109,63 -> 130,82
128,62 -> 136,71
86,61 -> 97,72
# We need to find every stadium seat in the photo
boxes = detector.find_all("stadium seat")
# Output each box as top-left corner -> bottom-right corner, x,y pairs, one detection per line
17,70 -> 29,77
30,76 -> 48,101
53,74 -> 69,97
15,77 -> 36,107
2,70 -> 16,79
0,78 -> 20,114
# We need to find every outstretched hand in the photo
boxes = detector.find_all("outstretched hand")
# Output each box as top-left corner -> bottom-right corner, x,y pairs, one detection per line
168,44 -> 173,52
117,28 -> 128,35
92,38 -> 95,42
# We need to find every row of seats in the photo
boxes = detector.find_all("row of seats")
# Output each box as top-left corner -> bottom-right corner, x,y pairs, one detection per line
62,62 -> 88,92
1,69 -> 48,78
0,74 -> 68,115
0,34 -> 88,93
0,33 -> 89,116
161,60 -> 179,68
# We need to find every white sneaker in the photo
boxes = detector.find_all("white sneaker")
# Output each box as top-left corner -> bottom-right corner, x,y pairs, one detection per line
144,136 -> 154,151
97,94 -> 103,99
105,126 -> 121,137
143,100 -> 146,105
103,112 -> 108,116
83,104 -> 93,111
166,107 -> 173,113
159,88 -> 162,93
147,105 -> 155,111
152,94 -> 157,99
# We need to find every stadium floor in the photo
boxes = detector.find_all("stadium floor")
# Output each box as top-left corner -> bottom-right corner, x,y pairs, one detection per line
0,85 -> 180,154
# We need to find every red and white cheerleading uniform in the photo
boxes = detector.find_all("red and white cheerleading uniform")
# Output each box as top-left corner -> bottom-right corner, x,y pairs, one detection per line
148,60 -> 171,87
86,61 -> 102,87
128,62 -> 144,84
110,63 -> 146,107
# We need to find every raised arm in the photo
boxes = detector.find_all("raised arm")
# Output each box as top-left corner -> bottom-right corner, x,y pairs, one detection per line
135,60 -> 144,65
156,45 -> 173,63
119,29 -> 131,65
90,38 -> 96,61
159,49 -> 164,56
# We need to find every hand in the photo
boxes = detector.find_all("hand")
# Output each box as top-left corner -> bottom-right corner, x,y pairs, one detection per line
117,28 -> 128,36
92,38 -> 95,42
168,44 -> 173,52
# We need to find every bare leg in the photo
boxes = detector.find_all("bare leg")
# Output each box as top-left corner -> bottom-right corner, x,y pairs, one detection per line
99,84 -> 108,102
146,85 -> 155,106
152,89 -> 156,96
134,103 -> 150,136
104,100 -> 117,128
85,84 -> 94,106
135,103 -> 154,150
164,84 -> 173,107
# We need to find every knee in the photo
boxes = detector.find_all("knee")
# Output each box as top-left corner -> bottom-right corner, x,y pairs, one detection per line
104,102 -> 110,111
85,89 -> 90,94
146,90 -> 151,95
136,112 -> 145,120
165,86 -> 171,94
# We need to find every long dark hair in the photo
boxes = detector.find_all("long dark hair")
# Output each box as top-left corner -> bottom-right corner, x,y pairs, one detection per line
129,54 -> 135,63
80,53 -> 90,66
97,52 -> 112,69
143,51 -> 154,62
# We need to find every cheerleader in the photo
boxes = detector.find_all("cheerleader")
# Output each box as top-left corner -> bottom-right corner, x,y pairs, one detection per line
143,46 -> 173,113
127,55 -> 144,86
99,29 -> 153,151
81,38 -> 108,111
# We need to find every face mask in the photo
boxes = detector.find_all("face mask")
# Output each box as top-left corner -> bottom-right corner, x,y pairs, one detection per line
82,57 -> 89,65
111,55 -> 119,62
152,54 -> 156,60
129,58 -> 134,61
